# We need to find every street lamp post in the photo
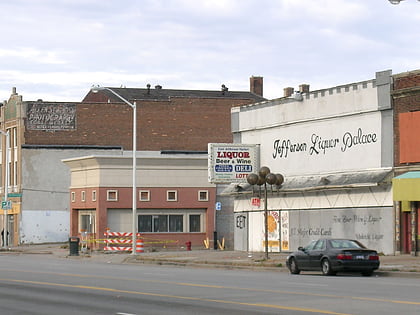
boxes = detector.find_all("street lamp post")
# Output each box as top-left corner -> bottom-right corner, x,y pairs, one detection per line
0,130 -> 9,249
91,86 -> 137,255
247,167 -> 284,260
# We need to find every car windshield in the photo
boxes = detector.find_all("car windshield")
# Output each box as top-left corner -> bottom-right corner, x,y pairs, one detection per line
330,239 -> 365,249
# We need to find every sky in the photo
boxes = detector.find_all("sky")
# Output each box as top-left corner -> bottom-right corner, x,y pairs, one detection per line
0,0 -> 419,102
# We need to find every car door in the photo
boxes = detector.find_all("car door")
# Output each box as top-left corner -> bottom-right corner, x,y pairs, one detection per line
296,240 -> 317,269
308,239 -> 326,269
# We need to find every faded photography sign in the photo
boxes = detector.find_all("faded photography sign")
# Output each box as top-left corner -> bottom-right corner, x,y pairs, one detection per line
27,103 -> 76,131
208,143 -> 259,183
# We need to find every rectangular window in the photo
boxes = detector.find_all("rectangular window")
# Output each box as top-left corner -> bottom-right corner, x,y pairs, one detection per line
81,191 -> 86,202
139,215 -> 152,232
13,127 -> 17,148
139,190 -> 150,201
79,212 -> 96,233
154,215 -> 168,232
167,190 -> 177,201
189,214 -> 201,232
198,190 -> 208,201
138,214 -> 184,233
92,190 -> 96,201
71,192 -> 75,202
107,190 -> 118,201
169,215 -> 183,232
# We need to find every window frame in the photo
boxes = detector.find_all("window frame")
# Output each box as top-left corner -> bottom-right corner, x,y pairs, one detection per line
198,190 -> 208,201
139,190 -> 150,202
166,190 -> 178,202
107,190 -> 118,201
137,210 -> 205,233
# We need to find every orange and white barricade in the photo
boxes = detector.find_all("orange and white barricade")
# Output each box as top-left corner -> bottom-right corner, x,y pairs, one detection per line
104,232 -> 144,253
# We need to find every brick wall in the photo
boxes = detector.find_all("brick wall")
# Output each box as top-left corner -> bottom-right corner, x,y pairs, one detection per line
392,70 -> 420,166
24,97 -> 255,151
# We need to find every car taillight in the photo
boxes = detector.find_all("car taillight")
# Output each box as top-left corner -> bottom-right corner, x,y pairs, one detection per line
369,254 -> 379,261
337,254 -> 352,260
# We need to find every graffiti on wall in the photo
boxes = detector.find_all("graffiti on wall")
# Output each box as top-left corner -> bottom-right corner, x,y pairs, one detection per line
27,103 -> 76,131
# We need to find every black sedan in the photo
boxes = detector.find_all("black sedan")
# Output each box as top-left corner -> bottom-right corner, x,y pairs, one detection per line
286,238 -> 380,276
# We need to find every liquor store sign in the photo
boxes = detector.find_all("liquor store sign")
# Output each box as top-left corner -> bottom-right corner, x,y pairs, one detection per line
208,143 -> 259,184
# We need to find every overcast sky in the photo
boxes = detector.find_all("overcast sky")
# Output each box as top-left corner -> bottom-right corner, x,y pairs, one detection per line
0,0 -> 419,102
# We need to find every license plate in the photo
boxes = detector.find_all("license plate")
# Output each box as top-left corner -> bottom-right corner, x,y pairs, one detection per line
355,255 -> 365,260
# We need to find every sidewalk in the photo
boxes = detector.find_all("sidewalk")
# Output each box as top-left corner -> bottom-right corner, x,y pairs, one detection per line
2,243 -> 420,277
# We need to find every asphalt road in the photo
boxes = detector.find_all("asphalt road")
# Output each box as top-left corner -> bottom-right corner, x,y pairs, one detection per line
0,254 -> 419,315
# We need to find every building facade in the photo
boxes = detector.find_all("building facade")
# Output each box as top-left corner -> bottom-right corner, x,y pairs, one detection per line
229,70 -> 396,254
392,69 -> 420,255
0,81 -> 264,246
63,152 -> 216,250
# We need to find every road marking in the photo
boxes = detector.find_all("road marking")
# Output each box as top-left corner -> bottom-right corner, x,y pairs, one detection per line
0,278 -> 349,315
1,269 -> 419,307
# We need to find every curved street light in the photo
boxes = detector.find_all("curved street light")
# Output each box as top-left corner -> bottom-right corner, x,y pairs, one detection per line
91,86 -> 138,255
247,166 -> 284,260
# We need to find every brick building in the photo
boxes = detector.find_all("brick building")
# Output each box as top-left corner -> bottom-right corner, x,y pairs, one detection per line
0,80 -> 265,246
392,69 -> 420,254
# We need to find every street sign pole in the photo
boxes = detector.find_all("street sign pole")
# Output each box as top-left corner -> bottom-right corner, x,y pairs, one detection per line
1,130 -> 9,248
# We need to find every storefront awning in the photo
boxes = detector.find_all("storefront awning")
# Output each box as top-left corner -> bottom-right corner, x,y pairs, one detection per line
222,168 -> 392,195
393,171 -> 420,201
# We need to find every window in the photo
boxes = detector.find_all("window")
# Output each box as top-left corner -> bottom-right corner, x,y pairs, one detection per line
92,190 -> 96,201
138,214 -> 186,233
314,239 -> 325,250
169,215 -> 183,232
139,190 -> 150,201
137,211 -> 204,233
189,215 -> 201,232
107,190 -> 118,201
81,191 -> 86,202
71,192 -> 75,202
198,190 -> 209,201
13,127 -> 17,148
167,190 -> 177,201
79,211 -> 96,233
198,190 -> 208,201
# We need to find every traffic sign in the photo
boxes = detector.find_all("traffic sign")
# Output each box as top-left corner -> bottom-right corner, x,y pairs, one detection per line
1,200 -> 11,210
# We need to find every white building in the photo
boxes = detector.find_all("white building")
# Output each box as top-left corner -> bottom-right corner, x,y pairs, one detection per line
229,70 -> 395,255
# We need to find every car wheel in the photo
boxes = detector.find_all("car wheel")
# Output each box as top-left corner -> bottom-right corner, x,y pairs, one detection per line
361,270 -> 373,277
289,258 -> 301,274
321,258 -> 336,276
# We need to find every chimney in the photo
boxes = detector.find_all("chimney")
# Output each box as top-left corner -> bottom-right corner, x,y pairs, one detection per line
299,84 -> 310,94
284,87 -> 294,97
250,76 -> 263,96
12,87 -> 17,95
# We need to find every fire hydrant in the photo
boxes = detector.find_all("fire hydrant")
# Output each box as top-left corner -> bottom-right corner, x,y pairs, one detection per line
185,241 -> 192,251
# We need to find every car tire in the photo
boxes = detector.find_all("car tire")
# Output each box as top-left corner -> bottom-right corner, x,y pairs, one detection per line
321,258 -> 336,276
361,270 -> 373,277
289,258 -> 301,274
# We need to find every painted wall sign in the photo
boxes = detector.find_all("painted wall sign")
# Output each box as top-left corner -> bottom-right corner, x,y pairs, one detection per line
208,143 -> 259,183
27,103 -> 76,131
242,112 -> 387,175
286,207 -> 393,255
272,127 -> 378,159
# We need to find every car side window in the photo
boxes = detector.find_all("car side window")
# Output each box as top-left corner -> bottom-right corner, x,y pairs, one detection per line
304,240 -> 317,251
314,239 -> 325,250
